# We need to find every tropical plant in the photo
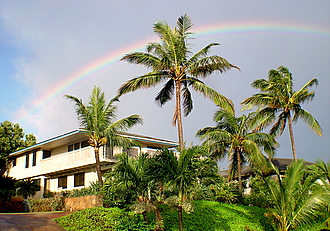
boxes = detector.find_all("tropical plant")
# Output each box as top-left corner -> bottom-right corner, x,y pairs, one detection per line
108,153 -> 153,222
0,176 -> 17,200
257,159 -> 330,231
196,109 -> 278,195
119,14 -> 239,150
65,86 -> 143,187
16,179 -> 40,199
241,66 -> 322,160
0,121 -> 36,176
148,147 -> 204,231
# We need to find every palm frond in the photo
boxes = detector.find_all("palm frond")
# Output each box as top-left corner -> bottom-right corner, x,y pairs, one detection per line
293,108 -> 322,136
118,72 -> 167,95
190,79 -> 234,114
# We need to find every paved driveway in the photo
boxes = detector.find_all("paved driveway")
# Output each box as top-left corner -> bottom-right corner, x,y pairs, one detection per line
0,212 -> 71,231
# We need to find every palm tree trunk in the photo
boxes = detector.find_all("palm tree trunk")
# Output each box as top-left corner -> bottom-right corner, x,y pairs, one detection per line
175,80 -> 184,151
237,150 -> 242,195
94,147 -> 103,187
142,211 -> 149,224
178,205 -> 183,231
287,113 -> 297,160
154,206 -> 164,231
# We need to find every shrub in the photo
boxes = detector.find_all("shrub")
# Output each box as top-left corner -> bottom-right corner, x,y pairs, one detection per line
54,207 -> 153,231
29,194 -> 64,212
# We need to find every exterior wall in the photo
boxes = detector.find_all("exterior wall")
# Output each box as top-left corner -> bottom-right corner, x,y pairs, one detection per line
8,130 -> 178,199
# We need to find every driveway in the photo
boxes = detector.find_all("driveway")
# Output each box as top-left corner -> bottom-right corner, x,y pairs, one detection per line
0,212 -> 71,231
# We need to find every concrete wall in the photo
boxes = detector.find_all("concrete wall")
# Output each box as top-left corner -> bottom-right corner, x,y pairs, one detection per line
64,195 -> 103,212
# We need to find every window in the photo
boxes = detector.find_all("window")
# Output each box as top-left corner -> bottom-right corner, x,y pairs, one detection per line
25,154 -> 29,168
12,157 -> 16,167
81,140 -> 90,148
32,178 -> 41,191
74,172 -> 85,187
74,142 -> 80,150
58,176 -> 68,189
68,144 -> 73,152
42,150 -> 51,159
32,151 -> 37,166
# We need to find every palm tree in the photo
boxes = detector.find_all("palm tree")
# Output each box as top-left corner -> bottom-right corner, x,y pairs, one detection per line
241,66 -> 322,160
119,14 -> 239,150
148,146 -> 204,231
196,109 -> 278,195
65,86 -> 143,187
109,153 -> 154,223
257,159 -> 330,231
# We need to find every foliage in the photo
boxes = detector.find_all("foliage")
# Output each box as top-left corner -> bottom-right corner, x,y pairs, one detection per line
119,14 -> 239,149
191,174 -> 241,203
241,66 -> 322,159
0,121 -> 36,175
55,201 -> 274,230
65,86 -> 143,186
54,207 -> 153,231
257,159 -> 330,231
197,108 -> 278,194
242,176 -> 275,208
0,175 -> 17,200
16,179 -> 40,199
29,194 -> 64,212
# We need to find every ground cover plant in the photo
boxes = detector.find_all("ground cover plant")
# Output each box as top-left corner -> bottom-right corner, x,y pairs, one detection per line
55,201 -> 275,231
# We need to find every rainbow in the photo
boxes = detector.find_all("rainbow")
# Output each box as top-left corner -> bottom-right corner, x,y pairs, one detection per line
18,21 -> 330,122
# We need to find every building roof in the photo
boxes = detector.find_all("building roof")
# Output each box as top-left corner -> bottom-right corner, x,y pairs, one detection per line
219,158 -> 314,178
9,130 -> 178,157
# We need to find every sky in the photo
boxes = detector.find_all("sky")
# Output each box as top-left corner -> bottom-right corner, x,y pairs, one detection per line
0,1 -> 329,169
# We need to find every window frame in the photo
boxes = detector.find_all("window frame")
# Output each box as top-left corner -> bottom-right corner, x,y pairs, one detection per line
74,172 -> 85,187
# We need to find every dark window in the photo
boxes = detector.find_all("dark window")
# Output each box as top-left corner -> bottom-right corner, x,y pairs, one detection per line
81,140 -> 90,148
32,152 -> 37,166
32,178 -> 41,191
12,157 -> 16,167
74,142 -> 80,150
68,144 -> 73,152
42,150 -> 51,159
74,172 -> 85,187
58,176 -> 68,189
25,154 -> 29,168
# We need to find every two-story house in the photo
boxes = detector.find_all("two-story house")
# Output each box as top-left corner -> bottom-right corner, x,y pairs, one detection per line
8,130 -> 178,198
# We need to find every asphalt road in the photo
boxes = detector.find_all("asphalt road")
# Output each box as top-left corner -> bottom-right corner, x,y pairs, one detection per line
0,212 -> 71,231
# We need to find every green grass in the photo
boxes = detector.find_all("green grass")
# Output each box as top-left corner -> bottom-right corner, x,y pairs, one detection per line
54,201 -> 328,231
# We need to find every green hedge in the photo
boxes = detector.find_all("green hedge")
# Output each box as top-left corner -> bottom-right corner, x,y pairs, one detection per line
54,207 -> 153,231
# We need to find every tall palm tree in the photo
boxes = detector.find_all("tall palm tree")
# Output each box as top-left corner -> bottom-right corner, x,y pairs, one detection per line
148,147 -> 203,231
196,109 -> 278,195
65,86 -> 143,187
119,14 -> 239,150
257,159 -> 330,231
241,66 -> 322,160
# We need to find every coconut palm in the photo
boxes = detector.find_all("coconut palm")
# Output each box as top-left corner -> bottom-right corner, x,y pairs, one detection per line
65,86 -> 143,187
119,14 -> 239,150
148,146 -> 205,231
196,109 -> 278,195
241,66 -> 322,160
257,159 -> 330,231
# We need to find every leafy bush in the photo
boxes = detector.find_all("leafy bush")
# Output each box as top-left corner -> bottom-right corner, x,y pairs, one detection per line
54,207 -> 153,231
157,200 -> 274,230
242,176 -> 275,208
29,194 -> 64,212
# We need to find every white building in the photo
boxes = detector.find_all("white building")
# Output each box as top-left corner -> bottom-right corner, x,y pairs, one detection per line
8,130 -> 178,198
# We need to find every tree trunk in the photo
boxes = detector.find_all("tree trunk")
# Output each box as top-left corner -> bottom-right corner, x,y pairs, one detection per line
237,150 -> 242,196
142,211 -> 149,224
178,205 -> 183,231
94,147 -> 103,187
175,80 -> 184,151
154,206 -> 164,231
287,113 -> 297,160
